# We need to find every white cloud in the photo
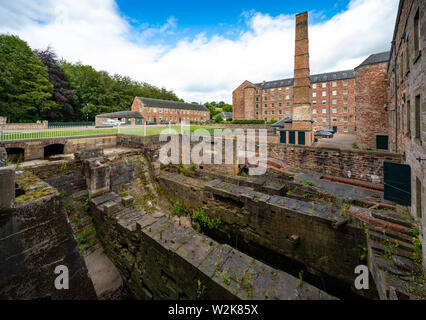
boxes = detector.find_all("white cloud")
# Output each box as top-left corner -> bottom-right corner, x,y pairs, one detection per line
0,0 -> 398,104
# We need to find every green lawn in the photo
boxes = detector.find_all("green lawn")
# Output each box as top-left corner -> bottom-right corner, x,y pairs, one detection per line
118,125 -> 219,136
0,128 -> 118,141
0,125 -> 222,141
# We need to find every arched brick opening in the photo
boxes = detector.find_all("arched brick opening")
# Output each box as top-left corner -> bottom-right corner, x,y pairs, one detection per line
6,147 -> 25,163
44,144 -> 65,159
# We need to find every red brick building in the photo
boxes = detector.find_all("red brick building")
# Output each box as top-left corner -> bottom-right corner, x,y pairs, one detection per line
233,70 -> 356,134
355,52 -> 390,149
131,97 -> 209,124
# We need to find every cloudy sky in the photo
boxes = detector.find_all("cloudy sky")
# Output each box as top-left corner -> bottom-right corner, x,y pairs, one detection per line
0,0 -> 398,104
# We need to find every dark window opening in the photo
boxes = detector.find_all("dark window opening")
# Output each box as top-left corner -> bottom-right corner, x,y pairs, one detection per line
416,177 -> 422,219
376,135 -> 389,150
414,9 -> 420,53
415,95 -> 421,141
407,100 -> 411,137
6,147 -> 24,163
44,144 -> 64,159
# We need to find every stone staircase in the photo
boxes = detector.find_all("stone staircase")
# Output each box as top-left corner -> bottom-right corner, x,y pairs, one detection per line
364,208 -> 425,300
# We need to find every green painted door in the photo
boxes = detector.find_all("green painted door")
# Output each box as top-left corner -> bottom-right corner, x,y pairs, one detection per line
135,118 -> 143,125
125,118 -> 131,125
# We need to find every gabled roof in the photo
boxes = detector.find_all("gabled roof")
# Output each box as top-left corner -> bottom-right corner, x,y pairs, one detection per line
271,116 -> 292,127
96,111 -> 144,119
137,97 -> 209,111
213,112 -> 232,119
254,69 -> 356,89
356,51 -> 390,69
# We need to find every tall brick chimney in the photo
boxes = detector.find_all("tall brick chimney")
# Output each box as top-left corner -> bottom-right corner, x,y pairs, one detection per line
292,12 -> 312,130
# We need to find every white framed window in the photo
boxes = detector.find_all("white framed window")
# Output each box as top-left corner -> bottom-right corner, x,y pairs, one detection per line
332,90 -> 337,96
343,117 -> 348,122
313,117 -> 317,122
322,117 -> 327,122
332,117 -> 337,122
332,108 -> 337,113
271,103 -> 275,107
271,96 -> 275,101
343,107 -> 348,113
313,109 -> 317,114
322,83 -> 326,88
285,110 -> 290,115
322,91 -> 326,97
278,87 -> 282,91
286,87 -> 290,91
271,88 -> 275,92
313,100 -> 317,105
263,89 -> 267,94
322,108 -> 327,114
332,99 -> 337,105
343,80 -> 348,86
343,98 -> 348,104
264,111 -> 267,115
264,96 -> 267,101
312,84 -> 317,89
322,100 -> 326,105
279,110 -> 282,115
278,103 -> 282,107
343,126 -> 348,132
332,81 -> 337,87
313,92 -> 317,97
343,90 -> 348,95
271,110 -> 274,115
278,95 -> 282,100
286,95 -> 290,100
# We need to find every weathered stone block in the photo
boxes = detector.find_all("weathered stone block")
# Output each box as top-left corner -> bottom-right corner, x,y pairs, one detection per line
74,147 -> 104,161
121,195 -> 134,207
0,166 -> 15,208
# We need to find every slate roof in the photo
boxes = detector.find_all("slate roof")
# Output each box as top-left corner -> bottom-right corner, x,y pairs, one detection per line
96,111 -> 144,119
213,112 -> 233,119
254,69 -> 356,89
356,51 -> 390,69
137,97 -> 209,111
271,116 -> 293,127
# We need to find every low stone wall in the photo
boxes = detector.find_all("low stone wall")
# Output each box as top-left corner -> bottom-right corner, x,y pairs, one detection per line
0,121 -> 48,130
267,143 -> 402,185
158,171 -> 374,298
0,135 -> 117,161
0,172 -> 96,299
90,192 -> 335,300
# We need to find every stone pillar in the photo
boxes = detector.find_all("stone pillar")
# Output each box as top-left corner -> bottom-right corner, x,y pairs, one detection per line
0,147 -> 6,167
83,159 -> 111,198
292,12 -> 312,133
0,166 -> 15,208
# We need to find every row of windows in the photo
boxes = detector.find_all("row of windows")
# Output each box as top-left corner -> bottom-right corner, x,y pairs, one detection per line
256,87 -> 291,94
256,95 -> 291,101
313,108 -> 350,114
143,107 -> 207,116
145,116 -> 205,121
258,79 -> 350,95
312,89 -> 349,97
312,79 -> 349,89
312,117 -> 350,122
313,98 -> 349,105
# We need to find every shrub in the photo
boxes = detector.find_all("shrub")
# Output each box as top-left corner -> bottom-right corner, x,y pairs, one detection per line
231,120 -> 265,124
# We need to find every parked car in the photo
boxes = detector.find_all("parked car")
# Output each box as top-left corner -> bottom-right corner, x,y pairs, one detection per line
315,130 -> 334,138
102,119 -> 124,126
145,121 -> 157,125
160,120 -> 169,124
